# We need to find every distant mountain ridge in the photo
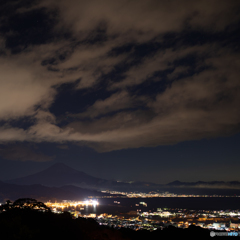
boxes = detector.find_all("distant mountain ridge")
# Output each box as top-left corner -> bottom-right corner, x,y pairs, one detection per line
6,163 -> 240,191
167,180 -> 240,188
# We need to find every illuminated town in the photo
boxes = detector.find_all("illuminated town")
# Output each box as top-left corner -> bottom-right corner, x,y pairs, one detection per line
45,199 -> 99,215
42,199 -> 240,232
99,191 -> 240,198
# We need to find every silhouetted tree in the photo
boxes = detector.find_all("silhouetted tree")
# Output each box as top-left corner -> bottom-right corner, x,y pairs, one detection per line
0,200 -> 12,211
0,198 -> 50,212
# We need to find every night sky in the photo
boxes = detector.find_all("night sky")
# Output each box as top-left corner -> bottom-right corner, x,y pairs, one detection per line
0,0 -> 240,184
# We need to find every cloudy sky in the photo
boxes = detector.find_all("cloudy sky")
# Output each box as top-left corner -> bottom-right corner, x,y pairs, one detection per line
0,0 -> 240,184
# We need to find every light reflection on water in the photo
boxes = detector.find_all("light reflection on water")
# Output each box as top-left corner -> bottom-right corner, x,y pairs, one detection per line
47,197 -> 240,215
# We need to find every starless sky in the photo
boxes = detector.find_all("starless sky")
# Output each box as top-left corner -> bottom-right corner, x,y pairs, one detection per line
0,0 -> 240,184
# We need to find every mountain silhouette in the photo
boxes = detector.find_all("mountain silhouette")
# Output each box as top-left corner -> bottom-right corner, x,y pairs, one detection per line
6,163 -> 162,191
7,162 -> 109,188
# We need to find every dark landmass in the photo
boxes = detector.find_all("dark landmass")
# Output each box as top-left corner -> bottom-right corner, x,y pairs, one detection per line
0,180 -> 111,202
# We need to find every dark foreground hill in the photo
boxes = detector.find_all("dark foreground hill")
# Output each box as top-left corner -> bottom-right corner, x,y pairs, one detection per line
0,204 -> 215,240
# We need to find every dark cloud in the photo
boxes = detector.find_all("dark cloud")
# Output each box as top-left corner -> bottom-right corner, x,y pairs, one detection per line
57,144 -> 69,150
0,144 -> 54,162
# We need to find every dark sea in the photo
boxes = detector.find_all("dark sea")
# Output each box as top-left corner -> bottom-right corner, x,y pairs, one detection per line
82,197 -> 240,215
